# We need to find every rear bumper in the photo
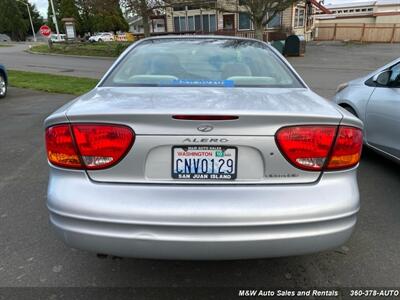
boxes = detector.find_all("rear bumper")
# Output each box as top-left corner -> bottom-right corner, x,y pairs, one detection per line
47,168 -> 360,260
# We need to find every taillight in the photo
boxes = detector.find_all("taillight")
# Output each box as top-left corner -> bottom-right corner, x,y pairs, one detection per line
276,126 -> 337,171
45,125 -> 82,169
327,126 -> 363,170
45,124 -> 134,170
276,125 -> 362,171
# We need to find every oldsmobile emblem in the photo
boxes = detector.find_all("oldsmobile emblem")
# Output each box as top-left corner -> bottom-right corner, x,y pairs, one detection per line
197,125 -> 214,132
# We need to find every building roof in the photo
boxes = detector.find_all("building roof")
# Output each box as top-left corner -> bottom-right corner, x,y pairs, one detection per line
376,0 -> 400,5
325,0 -> 400,9
325,1 -> 375,9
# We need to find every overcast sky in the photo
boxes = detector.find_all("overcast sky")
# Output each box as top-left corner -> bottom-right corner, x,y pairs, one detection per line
30,0 -> 369,17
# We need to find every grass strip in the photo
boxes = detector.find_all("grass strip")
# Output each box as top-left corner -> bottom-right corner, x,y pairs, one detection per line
8,70 -> 98,95
30,42 -> 131,58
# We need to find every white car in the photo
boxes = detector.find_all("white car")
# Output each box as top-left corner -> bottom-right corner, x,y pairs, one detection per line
50,34 -> 66,43
89,33 -> 114,43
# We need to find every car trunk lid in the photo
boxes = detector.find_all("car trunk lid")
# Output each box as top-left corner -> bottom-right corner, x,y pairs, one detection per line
65,87 -> 344,184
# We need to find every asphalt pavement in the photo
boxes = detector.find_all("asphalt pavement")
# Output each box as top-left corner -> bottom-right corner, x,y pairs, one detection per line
0,43 -> 113,79
0,42 -> 400,294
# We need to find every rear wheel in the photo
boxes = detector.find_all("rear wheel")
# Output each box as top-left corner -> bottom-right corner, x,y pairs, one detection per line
0,74 -> 7,98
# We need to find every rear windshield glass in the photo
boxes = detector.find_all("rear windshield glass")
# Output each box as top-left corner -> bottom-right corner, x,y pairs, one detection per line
102,39 -> 304,88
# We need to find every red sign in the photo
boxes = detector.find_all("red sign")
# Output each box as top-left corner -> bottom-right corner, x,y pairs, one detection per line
39,25 -> 52,38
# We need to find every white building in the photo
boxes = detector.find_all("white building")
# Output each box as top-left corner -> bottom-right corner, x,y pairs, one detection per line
316,0 -> 400,24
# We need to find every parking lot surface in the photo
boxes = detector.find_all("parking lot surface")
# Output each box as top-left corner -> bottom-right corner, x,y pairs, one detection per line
0,43 -> 399,290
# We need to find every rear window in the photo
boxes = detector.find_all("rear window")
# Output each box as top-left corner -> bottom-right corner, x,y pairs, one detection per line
102,38 -> 304,88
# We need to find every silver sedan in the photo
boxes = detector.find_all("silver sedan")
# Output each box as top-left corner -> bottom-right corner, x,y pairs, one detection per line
45,36 -> 363,260
334,58 -> 400,161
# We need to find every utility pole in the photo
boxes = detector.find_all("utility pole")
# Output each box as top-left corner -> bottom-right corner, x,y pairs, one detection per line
49,0 -> 61,41
17,0 -> 37,42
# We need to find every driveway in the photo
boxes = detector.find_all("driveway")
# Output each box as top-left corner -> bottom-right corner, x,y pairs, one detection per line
0,43 -> 400,295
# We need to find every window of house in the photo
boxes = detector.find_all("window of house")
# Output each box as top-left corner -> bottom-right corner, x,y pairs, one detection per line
209,15 -> 216,32
173,5 -> 186,11
294,7 -> 305,28
239,12 -> 252,30
195,15 -> 201,31
180,17 -> 186,31
174,17 -> 180,32
266,12 -> 282,28
176,14 -> 216,33
174,16 -> 187,32
188,16 -> 195,31
174,1 -> 216,11
187,5 -> 201,10
202,14 -> 216,32
202,15 -> 210,32
238,0 -> 246,6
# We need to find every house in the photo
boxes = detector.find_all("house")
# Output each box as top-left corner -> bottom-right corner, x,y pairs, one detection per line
316,0 -> 400,24
128,15 -> 167,34
126,1 -> 331,41
163,0 -> 329,41
314,0 -> 400,43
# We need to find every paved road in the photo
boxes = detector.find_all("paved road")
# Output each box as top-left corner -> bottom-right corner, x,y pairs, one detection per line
0,43 -> 400,294
0,43 -> 113,79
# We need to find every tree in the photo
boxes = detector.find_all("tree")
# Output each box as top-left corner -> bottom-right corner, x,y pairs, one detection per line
0,0 -> 28,40
232,0 -> 298,40
76,0 -> 95,34
76,0 -> 129,34
122,0 -> 165,37
47,0 -> 128,35
59,0 -> 82,34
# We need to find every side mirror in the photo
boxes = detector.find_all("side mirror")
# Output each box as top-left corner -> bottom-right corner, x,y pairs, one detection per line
389,72 -> 400,87
373,70 -> 392,86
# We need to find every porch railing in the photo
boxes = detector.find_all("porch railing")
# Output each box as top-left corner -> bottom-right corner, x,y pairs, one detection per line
132,29 -> 287,42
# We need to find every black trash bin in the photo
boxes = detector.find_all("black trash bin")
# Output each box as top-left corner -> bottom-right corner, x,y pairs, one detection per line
284,35 -> 306,57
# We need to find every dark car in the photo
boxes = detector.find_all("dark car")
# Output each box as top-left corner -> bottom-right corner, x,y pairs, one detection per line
0,64 -> 8,98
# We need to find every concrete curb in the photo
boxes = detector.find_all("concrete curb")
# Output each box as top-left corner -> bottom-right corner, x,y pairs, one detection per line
25,49 -> 116,60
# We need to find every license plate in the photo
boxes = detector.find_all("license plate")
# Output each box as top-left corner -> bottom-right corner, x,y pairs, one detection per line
172,146 -> 237,180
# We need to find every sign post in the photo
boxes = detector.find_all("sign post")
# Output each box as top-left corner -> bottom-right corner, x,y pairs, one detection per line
39,25 -> 52,49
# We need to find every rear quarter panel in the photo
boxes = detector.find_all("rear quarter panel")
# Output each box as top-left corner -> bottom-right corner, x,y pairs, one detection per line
333,84 -> 375,123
